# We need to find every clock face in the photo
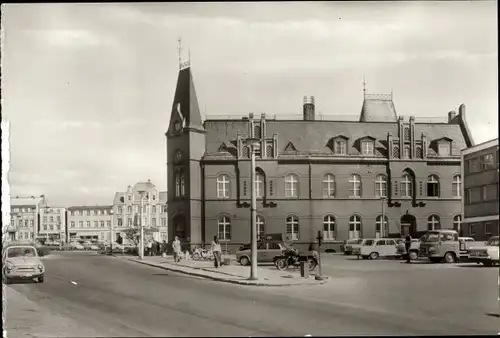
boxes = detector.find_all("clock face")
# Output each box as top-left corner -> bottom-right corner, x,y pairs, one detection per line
174,121 -> 182,131
175,150 -> 183,162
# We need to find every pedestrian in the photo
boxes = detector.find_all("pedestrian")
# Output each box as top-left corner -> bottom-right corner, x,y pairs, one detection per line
211,235 -> 222,268
173,236 -> 181,263
405,233 -> 412,263
151,241 -> 157,256
161,240 -> 167,257
147,240 -> 153,257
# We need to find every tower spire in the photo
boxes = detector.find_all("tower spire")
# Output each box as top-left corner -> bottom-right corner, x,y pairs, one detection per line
178,37 -> 182,70
363,76 -> 367,98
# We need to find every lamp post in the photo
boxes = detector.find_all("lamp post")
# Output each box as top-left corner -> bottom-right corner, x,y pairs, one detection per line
380,197 -> 387,238
245,137 -> 260,280
136,181 -> 154,260
109,209 -> 114,255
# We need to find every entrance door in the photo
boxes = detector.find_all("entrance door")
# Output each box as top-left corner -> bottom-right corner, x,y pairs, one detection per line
400,214 -> 417,236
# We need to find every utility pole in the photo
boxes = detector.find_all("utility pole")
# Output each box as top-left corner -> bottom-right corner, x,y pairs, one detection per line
110,209 -> 114,255
140,195 -> 145,260
381,197 -> 387,238
246,136 -> 260,280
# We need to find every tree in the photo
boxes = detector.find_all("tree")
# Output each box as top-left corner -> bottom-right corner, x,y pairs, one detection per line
124,227 -> 140,247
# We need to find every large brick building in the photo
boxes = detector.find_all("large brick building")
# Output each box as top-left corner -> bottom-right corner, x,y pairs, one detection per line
166,65 -> 474,252
461,138 -> 499,240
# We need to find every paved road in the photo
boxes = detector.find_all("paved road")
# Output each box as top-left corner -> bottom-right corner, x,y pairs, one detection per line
5,252 -> 499,337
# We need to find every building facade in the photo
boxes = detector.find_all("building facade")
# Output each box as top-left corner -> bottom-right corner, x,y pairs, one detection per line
461,138 -> 499,240
9,196 -> 47,243
67,205 -> 112,242
39,207 -> 67,243
166,66 -> 474,252
112,181 -> 168,243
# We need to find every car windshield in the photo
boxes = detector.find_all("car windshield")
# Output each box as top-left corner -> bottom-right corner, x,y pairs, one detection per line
486,237 -> 499,246
424,233 -> 440,242
7,247 -> 37,258
363,240 -> 375,246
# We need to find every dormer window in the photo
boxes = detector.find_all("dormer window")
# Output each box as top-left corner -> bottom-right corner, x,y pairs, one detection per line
333,138 -> 347,155
438,143 -> 451,156
361,140 -> 374,156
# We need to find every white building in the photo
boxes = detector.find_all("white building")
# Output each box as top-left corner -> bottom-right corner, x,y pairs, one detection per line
9,195 -> 48,243
113,180 -> 168,243
39,207 -> 67,243
67,205 -> 113,242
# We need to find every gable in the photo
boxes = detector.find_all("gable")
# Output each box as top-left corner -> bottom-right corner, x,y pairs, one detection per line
218,142 -> 229,152
284,142 -> 297,152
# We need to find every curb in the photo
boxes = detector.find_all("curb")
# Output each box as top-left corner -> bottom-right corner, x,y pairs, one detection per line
128,259 -> 327,287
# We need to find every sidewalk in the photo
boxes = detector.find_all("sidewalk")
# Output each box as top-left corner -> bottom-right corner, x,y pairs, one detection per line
125,255 -> 328,287
4,286 -> 102,338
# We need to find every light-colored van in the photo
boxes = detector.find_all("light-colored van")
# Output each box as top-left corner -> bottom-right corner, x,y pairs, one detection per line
357,238 -> 399,260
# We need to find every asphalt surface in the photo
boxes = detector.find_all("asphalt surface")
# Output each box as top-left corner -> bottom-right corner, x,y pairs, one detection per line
5,251 -> 499,337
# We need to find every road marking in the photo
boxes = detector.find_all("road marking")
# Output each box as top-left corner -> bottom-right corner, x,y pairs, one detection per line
70,281 -> 78,285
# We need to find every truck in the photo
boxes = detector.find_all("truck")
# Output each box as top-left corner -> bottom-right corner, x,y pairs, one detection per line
418,229 -> 483,263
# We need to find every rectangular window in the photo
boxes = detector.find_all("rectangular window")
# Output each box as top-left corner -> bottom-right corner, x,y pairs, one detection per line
152,218 -> 156,227
118,218 -> 123,226
362,141 -> 374,155
86,210 -> 91,216
161,218 -> 167,226
94,221 -> 98,228
106,221 -> 111,228
438,143 -> 450,156
71,221 -> 75,228
152,205 -> 156,213
43,224 -> 48,231
50,216 -> 54,222
49,224 -> 53,231
128,218 -> 132,226
470,223 -> 477,236
43,216 -> 47,222
484,222 -> 493,236
100,221 -> 105,228
470,157 -> 480,173
57,216 -> 61,223
86,221 -> 91,228
79,221 -> 83,228
334,140 -> 346,155
482,153 -> 495,170
469,187 -> 482,204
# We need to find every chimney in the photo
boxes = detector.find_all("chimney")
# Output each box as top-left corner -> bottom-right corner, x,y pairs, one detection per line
303,96 -> 315,121
448,111 -> 457,123
458,104 -> 466,118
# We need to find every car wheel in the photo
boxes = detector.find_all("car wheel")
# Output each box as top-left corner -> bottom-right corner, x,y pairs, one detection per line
38,276 -> 44,283
369,252 -> 379,260
409,251 -> 418,260
444,252 -> 456,264
239,256 -> 250,266
483,261 -> 493,267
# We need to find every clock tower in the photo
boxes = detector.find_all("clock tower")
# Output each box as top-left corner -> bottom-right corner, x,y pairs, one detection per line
166,65 -> 206,250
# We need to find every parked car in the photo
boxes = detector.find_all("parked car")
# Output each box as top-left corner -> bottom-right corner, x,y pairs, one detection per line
468,236 -> 499,266
343,239 -> 364,255
66,242 -> 84,250
419,230 -> 482,263
236,241 -> 284,266
358,238 -> 399,260
2,245 -> 45,284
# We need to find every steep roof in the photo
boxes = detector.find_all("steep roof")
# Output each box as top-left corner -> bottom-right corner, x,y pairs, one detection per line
359,94 -> 398,123
203,119 -> 469,157
167,66 -> 204,134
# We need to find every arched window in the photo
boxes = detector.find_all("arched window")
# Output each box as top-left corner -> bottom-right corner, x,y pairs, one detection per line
453,215 -> 462,231
255,171 -> 265,198
375,174 -> 387,197
266,144 -> 273,158
322,174 -> 336,197
349,215 -> 362,239
323,215 -> 336,240
216,174 -> 230,199
393,146 -> 400,158
286,215 -> 299,240
175,170 -> 185,197
452,175 -> 461,197
256,216 -> 265,239
285,174 -> 299,198
415,147 -> 422,159
400,174 -> 412,198
404,127 -> 410,141
375,215 -> 389,238
427,215 -> 441,231
427,175 -> 440,197
349,174 -> 362,198
254,124 -> 261,138
217,216 -> 231,241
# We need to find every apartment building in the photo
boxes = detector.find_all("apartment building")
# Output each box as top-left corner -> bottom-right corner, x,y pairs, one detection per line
39,207 -> 67,243
9,196 -> 47,243
461,138 -> 499,240
67,205 -> 113,242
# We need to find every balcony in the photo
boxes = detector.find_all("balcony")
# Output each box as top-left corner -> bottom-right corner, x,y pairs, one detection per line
6,225 -> 17,232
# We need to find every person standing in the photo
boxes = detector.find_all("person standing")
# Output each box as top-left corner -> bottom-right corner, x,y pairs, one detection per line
151,241 -> 157,256
173,236 -> 181,263
405,233 -> 412,263
147,240 -> 153,256
211,235 -> 222,268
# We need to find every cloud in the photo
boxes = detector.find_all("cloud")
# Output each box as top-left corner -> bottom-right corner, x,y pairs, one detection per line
26,29 -> 114,47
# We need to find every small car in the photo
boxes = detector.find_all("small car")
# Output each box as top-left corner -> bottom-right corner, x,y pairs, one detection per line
236,241 -> 285,266
343,239 -> 364,255
468,236 -> 499,266
3,245 -> 45,284
358,238 -> 399,260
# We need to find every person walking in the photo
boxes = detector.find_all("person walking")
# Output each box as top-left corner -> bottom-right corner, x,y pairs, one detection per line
147,240 -> 153,257
151,241 -> 157,256
173,236 -> 181,263
211,235 -> 222,268
405,233 -> 412,263
161,240 -> 167,257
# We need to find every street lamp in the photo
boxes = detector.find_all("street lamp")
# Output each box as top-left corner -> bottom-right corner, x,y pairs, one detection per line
109,209 -> 114,255
245,137 -> 260,281
380,196 -> 387,238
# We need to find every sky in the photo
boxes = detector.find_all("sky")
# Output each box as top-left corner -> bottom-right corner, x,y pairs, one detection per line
1,2 -> 498,207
